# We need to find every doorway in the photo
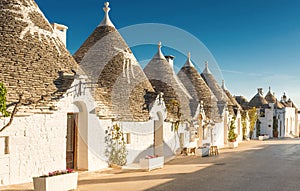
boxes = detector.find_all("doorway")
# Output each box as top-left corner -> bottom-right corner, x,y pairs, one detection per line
66,113 -> 78,169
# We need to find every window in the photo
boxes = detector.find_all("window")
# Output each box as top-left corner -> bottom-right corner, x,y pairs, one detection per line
260,109 -> 265,117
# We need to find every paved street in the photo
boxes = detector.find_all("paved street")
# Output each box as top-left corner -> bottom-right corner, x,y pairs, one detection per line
2,138 -> 300,191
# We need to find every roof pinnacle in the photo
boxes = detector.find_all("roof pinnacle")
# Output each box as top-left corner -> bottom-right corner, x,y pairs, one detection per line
203,61 -> 211,74
99,2 -> 115,27
222,80 -> 226,90
183,52 -> 194,67
153,41 -> 166,59
103,2 -> 110,13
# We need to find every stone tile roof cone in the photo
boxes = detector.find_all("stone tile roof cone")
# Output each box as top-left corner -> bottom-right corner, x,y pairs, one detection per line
73,2 -> 154,121
235,96 -> 250,110
201,61 -> 228,103
201,61 -> 234,116
248,88 -> 269,108
0,0 -> 78,114
221,80 -> 243,113
144,42 -> 192,122
178,53 -> 221,122
264,86 -> 283,109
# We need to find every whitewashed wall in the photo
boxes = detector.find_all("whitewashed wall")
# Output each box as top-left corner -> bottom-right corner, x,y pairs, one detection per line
284,107 -> 296,136
213,122 -> 225,147
259,108 -> 273,137
0,95 -> 73,185
0,78 -> 192,186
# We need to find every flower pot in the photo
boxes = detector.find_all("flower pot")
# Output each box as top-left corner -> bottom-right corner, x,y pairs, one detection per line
140,156 -> 164,171
228,141 -> 238,149
259,135 -> 269,141
33,172 -> 78,191
195,147 -> 209,157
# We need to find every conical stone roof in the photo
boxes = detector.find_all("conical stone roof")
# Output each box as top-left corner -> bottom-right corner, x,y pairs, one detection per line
221,80 -> 242,115
177,53 -> 221,122
73,2 -> 154,121
0,0 -> 78,114
201,62 -> 228,104
265,87 -> 283,109
235,96 -> 250,110
201,62 -> 231,116
248,88 -> 269,108
144,43 -> 191,122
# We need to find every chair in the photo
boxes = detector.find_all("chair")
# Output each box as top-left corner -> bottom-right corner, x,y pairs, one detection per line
209,146 -> 219,156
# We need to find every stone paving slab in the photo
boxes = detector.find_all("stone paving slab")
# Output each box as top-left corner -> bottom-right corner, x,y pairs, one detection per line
1,138 -> 300,191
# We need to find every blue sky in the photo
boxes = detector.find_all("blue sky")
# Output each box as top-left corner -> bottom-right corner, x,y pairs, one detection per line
35,0 -> 300,107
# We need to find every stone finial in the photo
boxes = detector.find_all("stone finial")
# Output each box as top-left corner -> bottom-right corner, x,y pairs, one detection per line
203,61 -> 211,73
103,2 -> 110,13
222,80 -> 225,89
183,52 -> 194,67
153,41 -> 165,59
283,92 -> 287,102
99,1 -> 115,27
257,88 -> 263,95
158,41 -> 162,50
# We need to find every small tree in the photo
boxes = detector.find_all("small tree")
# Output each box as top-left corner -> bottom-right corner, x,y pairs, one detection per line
256,119 -> 261,137
248,107 -> 258,139
105,124 -> 127,166
241,110 -> 247,140
0,83 -> 23,133
0,83 -> 9,117
228,117 -> 238,142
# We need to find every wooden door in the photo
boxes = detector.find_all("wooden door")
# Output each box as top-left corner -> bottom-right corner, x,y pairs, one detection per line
66,113 -> 77,169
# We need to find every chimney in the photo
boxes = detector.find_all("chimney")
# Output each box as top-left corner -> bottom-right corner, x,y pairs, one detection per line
257,88 -> 263,96
51,23 -> 68,47
283,92 -> 287,102
165,55 -> 175,69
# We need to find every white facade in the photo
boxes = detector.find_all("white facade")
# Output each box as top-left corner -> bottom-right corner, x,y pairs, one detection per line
253,103 -> 298,138
0,76 -> 193,186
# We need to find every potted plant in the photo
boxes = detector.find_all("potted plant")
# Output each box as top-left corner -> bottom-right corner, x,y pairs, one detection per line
105,124 -> 128,168
33,169 -> 78,191
228,117 -> 238,149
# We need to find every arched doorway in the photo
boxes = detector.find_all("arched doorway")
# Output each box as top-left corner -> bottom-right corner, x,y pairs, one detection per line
154,112 -> 164,156
66,101 -> 88,170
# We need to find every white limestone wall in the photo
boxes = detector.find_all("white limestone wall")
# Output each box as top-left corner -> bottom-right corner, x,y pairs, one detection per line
235,113 -> 243,141
163,122 -> 188,157
120,95 -> 187,164
121,120 -> 154,164
213,122 -> 225,148
70,78 -> 110,171
259,108 -> 273,137
284,107 -> 296,136
0,77 -> 110,186
0,95 -> 73,186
